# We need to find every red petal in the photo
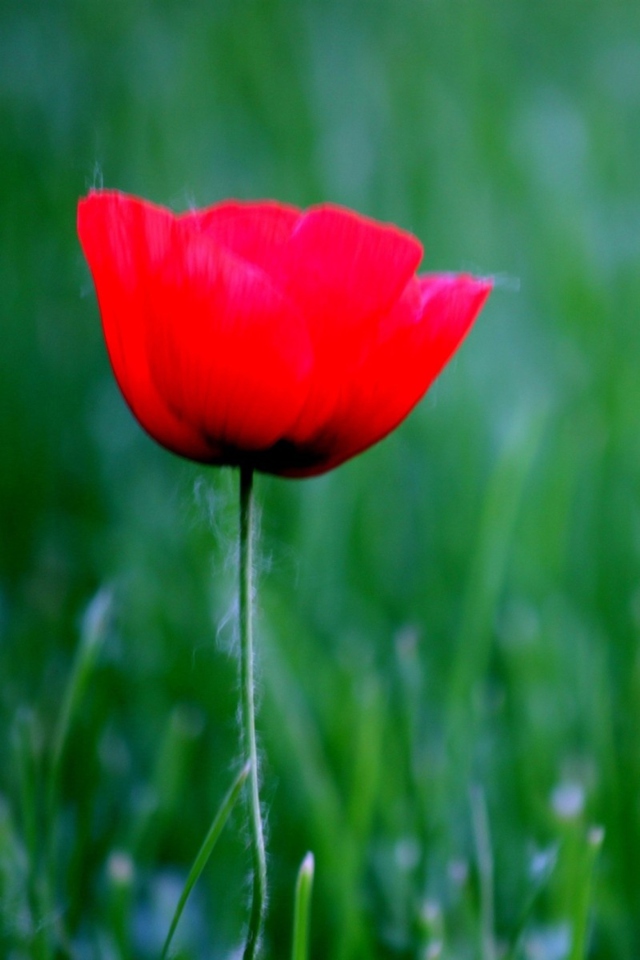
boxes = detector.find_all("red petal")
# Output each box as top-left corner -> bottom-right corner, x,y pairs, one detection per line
285,274 -> 492,475
144,220 -> 313,451
78,191 -> 216,460
275,204 -> 423,327
273,204 -> 424,440
181,200 -> 301,275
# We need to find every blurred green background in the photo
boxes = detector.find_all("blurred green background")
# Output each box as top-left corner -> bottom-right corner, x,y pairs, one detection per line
1,0 -> 639,957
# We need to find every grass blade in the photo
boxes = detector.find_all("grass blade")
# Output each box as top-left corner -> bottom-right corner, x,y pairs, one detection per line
569,826 -> 604,960
41,589 -> 113,958
291,852 -> 315,960
470,786 -> 496,960
49,588 -> 113,809
160,761 -> 250,960
502,847 -> 557,960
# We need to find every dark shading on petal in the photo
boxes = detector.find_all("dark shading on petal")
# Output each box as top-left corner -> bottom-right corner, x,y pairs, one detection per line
281,275 -> 492,475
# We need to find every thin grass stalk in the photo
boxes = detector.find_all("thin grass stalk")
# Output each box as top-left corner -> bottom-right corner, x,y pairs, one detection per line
160,761 -> 250,960
569,826 -> 604,960
470,785 -> 496,960
291,852 -> 315,960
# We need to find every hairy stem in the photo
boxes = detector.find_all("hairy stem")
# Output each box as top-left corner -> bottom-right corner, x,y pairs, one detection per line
240,466 -> 266,960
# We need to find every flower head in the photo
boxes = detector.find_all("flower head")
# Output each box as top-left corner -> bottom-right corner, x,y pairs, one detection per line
78,190 -> 491,477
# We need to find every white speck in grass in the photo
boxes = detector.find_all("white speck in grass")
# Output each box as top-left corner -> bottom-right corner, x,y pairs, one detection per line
529,845 -> 557,880
447,858 -> 470,887
524,922 -> 571,960
588,825 -> 605,848
107,851 -> 135,887
420,899 -> 441,926
417,900 -> 443,958
551,781 -> 585,820
394,837 -> 420,871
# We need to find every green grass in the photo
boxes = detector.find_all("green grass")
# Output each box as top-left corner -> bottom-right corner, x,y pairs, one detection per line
1,0 -> 639,956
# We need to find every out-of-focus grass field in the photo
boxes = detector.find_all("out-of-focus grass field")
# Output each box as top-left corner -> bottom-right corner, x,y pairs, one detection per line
1,0 -> 639,957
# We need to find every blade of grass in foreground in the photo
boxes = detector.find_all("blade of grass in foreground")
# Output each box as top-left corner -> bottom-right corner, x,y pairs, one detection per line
569,826 -> 604,960
49,588 -> 113,813
470,786 -> 496,960
291,852 -> 315,960
45,589 -> 113,958
502,847 -> 557,960
160,761 -> 250,960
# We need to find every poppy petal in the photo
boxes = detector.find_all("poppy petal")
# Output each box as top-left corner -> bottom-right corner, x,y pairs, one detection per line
78,191 -> 217,460
275,204 -> 423,331
144,221 -> 314,452
272,205 -> 424,441
181,200 -> 301,275
283,274 -> 492,475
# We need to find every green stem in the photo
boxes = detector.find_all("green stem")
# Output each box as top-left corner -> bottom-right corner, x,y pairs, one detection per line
240,466 -> 267,960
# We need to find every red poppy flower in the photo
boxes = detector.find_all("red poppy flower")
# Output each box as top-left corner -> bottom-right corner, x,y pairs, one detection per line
78,190 -> 491,477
